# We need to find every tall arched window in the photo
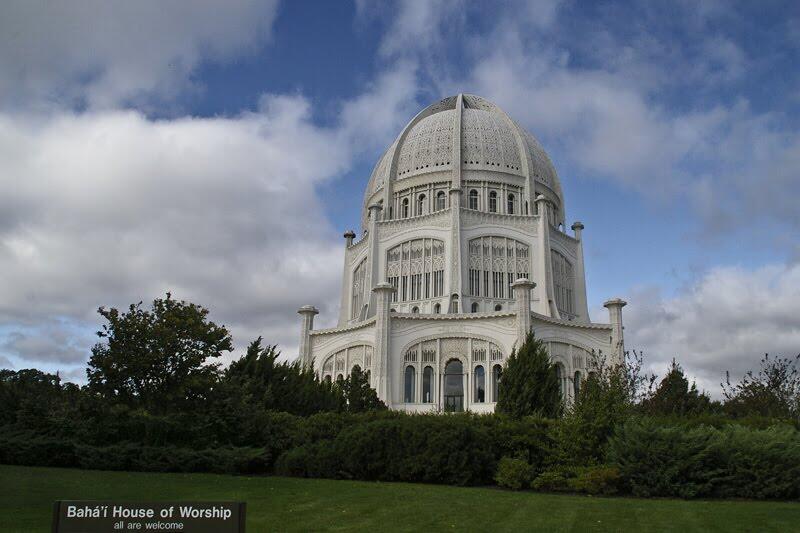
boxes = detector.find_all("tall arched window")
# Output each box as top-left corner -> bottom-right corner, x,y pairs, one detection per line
351,258 -> 367,320
386,238 -> 445,303
507,193 -> 515,214
336,374 -> 344,383
555,364 -> 564,399
423,366 -> 433,403
489,191 -> 498,212
404,366 -> 416,403
436,191 -> 446,211
492,364 -> 502,402
469,189 -> 479,210
444,360 -> 464,412
474,365 -> 485,403
417,194 -> 426,216
471,302 -> 479,313
552,250 -> 575,318
574,371 -> 582,398
468,236 -> 530,299
402,198 -> 409,218
433,303 -> 441,314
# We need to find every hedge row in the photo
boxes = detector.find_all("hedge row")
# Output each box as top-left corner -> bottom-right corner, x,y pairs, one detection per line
0,435 -> 270,475
608,418 -> 800,499
2,413 -> 799,499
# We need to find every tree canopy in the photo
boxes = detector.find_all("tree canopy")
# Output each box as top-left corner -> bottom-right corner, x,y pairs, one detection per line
496,333 -> 561,418
86,293 -> 233,414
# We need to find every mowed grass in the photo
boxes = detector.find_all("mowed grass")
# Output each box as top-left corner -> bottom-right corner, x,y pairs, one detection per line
2,465 -> 799,532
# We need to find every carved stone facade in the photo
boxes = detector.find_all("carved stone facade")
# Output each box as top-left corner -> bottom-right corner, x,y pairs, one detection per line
298,94 -> 627,412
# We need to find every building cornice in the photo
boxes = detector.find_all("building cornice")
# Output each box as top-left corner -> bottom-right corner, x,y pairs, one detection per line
310,317 -> 377,336
532,311 -> 611,330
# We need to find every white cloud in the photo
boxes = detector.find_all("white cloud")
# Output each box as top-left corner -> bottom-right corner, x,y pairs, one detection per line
625,263 -> 800,395
1,323 -> 93,364
0,100 -> 351,370
0,0 -> 279,109
0,57 -> 422,376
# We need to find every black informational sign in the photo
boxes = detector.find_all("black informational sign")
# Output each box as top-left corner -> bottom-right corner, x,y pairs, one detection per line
52,501 -> 246,532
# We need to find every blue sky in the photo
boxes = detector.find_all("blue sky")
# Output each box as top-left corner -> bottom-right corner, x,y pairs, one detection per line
0,0 -> 798,393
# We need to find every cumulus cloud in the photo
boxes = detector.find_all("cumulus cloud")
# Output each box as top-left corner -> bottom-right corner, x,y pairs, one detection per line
625,264 -> 800,395
0,100 -> 352,369
1,324 -> 93,364
0,0 -> 279,109
0,54 -> 421,377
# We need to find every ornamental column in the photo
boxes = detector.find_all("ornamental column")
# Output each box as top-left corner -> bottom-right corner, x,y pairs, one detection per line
603,298 -> 627,366
511,279 -> 536,347
571,221 -> 590,322
297,305 -> 319,369
534,194 -> 559,318
447,94 -> 464,312
337,230 -> 356,326
373,282 -> 395,405
365,203 -> 383,319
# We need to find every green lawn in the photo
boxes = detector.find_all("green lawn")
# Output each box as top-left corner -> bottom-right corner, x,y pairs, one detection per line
2,465 -> 799,532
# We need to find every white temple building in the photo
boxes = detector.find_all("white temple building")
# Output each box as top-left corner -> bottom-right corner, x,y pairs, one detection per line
297,94 -> 626,412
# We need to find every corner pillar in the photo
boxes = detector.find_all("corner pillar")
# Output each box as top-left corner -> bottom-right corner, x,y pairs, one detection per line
365,204 -> 383,319
571,221 -> 590,322
511,279 -> 536,347
373,282 -> 395,405
535,195 -> 559,318
297,305 -> 319,369
603,298 -> 627,366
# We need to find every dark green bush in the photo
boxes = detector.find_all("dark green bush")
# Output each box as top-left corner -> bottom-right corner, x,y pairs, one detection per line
608,418 -> 721,498
568,465 -> 621,495
494,457 -> 534,490
608,418 -> 800,499
709,425 -> 800,499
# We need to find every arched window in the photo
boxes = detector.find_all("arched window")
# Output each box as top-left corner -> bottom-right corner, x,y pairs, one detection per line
324,375 -> 332,384
423,366 -> 433,403
471,302 -> 479,313
494,304 -> 502,311
351,258 -> 367,320
444,360 -> 464,412
474,365 -> 485,403
555,364 -> 565,399
489,191 -> 498,212
352,364 -> 361,376
402,198 -> 409,218
417,194 -> 426,216
404,365 -> 416,403
411,306 -> 419,314
507,193 -> 515,214
552,250 -> 575,318
336,373 -> 344,383
436,191 -> 446,211
468,236 -> 529,299
574,371 -> 582,398
469,189 -> 478,210
433,303 -> 441,314
492,364 -> 502,402
450,294 -> 459,313
386,238 -> 445,303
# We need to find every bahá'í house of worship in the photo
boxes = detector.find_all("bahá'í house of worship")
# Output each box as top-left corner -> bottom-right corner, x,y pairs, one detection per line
297,94 -> 627,412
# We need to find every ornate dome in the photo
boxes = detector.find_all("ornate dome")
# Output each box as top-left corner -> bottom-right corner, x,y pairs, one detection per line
363,94 -> 562,227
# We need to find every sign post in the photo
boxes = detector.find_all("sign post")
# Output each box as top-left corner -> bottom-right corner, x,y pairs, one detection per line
52,501 -> 246,532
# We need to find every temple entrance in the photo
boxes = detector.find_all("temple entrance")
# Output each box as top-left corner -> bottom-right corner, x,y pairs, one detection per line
443,359 -> 464,412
